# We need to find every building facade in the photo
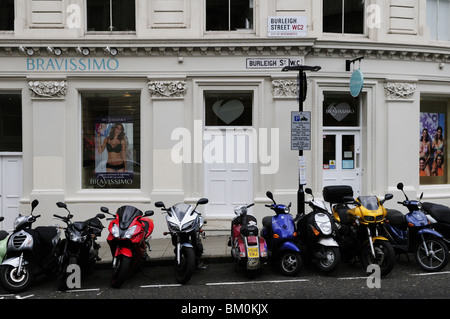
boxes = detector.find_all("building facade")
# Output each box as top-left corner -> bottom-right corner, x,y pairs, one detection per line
0,0 -> 449,238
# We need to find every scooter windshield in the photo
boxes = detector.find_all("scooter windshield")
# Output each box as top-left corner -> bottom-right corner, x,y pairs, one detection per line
357,196 -> 379,210
171,203 -> 193,221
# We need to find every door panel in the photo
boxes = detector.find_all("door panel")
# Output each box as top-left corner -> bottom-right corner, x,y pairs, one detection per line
323,131 -> 361,197
0,156 -> 23,231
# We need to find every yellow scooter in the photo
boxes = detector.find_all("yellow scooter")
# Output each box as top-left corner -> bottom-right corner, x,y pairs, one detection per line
323,186 -> 396,276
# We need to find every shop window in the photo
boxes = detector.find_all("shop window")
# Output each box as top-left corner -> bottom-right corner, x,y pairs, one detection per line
0,0 -> 13,31
419,97 -> 450,184
323,92 -> 359,127
82,91 -> 140,189
87,0 -> 135,32
206,0 -> 254,31
204,91 -> 253,126
0,93 -> 22,152
323,0 -> 365,34
427,0 -> 450,41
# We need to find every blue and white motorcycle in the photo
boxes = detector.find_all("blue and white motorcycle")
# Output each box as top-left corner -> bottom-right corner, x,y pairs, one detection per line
261,191 -> 302,276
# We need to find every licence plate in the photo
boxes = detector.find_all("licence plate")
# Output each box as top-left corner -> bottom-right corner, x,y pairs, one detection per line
247,247 -> 259,258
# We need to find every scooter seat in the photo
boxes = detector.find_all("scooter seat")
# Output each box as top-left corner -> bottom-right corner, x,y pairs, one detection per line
423,202 -> 450,224
240,224 -> 258,237
0,230 -> 8,241
334,204 -> 351,225
386,209 -> 405,226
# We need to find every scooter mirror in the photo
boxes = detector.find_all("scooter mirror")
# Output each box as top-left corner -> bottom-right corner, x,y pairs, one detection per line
101,206 -> 110,214
154,201 -> 165,208
145,210 -> 154,216
31,199 -> 39,211
305,188 -> 313,195
197,198 -> 208,205
397,183 -> 404,191
56,202 -> 67,209
266,191 -> 274,200
385,194 -> 393,201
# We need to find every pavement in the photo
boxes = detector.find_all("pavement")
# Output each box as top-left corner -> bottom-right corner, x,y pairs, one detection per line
97,234 -> 231,266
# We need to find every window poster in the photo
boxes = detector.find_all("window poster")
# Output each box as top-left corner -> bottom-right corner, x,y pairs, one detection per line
419,112 -> 446,182
95,116 -> 134,186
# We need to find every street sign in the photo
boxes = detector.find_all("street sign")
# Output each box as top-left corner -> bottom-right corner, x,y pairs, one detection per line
291,111 -> 311,150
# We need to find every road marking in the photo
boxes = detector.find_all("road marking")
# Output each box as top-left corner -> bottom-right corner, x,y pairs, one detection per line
66,288 -> 101,293
15,294 -> 34,299
206,279 -> 309,286
409,271 -> 450,276
141,284 -> 182,288
338,276 -> 369,280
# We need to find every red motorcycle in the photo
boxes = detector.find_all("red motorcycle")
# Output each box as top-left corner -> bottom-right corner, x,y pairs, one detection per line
228,203 -> 267,277
103,205 -> 154,288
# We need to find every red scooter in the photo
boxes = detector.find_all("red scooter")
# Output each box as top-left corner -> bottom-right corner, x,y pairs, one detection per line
103,205 -> 154,288
228,203 -> 267,277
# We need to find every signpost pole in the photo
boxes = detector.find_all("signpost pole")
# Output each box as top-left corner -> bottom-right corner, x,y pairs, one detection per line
283,65 -> 321,217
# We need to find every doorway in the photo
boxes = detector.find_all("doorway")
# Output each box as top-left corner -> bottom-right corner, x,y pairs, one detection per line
322,130 -> 361,197
0,155 -> 22,231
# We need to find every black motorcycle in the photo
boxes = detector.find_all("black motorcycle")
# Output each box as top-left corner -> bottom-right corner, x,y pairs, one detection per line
53,202 -> 105,291
0,200 -> 61,293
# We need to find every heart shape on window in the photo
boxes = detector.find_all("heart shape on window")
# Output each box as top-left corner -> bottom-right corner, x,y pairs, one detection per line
212,99 -> 245,124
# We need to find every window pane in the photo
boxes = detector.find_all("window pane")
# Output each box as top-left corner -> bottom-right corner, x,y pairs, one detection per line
323,134 -> 336,169
205,92 -> 253,126
0,0 -> 14,31
87,0 -> 135,31
342,135 -> 355,169
323,92 -> 359,127
323,0 -> 343,33
0,93 -> 22,152
343,0 -> 364,34
230,0 -> 253,30
427,0 -> 438,40
206,0 -> 229,31
437,0 -> 449,40
82,91 -> 140,189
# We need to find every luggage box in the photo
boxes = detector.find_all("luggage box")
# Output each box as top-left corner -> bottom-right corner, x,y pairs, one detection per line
323,185 -> 354,203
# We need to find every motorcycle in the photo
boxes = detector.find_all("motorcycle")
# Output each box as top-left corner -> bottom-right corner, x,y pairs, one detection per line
0,199 -> 61,293
0,217 -> 8,262
261,191 -> 302,276
422,201 -> 450,249
228,203 -> 267,276
383,183 -> 448,272
323,185 -> 396,276
53,202 -> 106,291
296,188 -> 341,273
155,198 -> 208,284
104,205 -> 154,288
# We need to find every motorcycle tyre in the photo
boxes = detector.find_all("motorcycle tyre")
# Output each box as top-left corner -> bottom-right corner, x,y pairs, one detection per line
0,264 -> 34,293
316,246 -> 341,273
415,237 -> 449,272
111,255 -> 132,288
174,246 -> 195,284
57,255 -> 78,291
279,251 -> 302,276
361,240 -> 395,276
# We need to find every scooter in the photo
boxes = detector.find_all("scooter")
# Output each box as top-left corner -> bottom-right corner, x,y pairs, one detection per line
104,205 -> 154,288
228,203 -> 267,277
323,185 -> 396,276
421,199 -> 450,249
296,188 -> 341,273
0,200 -> 61,293
383,183 -> 448,272
53,202 -> 106,290
0,217 -> 8,262
261,191 -> 302,276
155,198 -> 207,284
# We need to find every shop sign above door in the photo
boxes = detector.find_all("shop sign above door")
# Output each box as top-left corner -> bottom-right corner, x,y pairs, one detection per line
26,57 -> 119,71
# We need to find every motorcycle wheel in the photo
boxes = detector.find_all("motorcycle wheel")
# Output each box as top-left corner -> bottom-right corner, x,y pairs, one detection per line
110,255 -> 131,288
415,237 -> 449,272
279,251 -> 302,276
361,240 -> 395,276
57,256 -> 79,291
0,264 -> 34,293
174,246 -> 195,284
316,246 -> 341,273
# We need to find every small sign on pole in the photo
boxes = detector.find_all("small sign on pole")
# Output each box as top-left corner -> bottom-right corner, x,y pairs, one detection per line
291,111 -> 311,151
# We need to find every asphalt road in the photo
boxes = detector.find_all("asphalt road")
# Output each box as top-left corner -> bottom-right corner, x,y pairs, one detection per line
1,254 -> 450,304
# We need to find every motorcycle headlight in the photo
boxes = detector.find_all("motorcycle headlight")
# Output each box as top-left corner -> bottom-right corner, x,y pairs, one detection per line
111,224 -> 120,238
124,225 -> 138,239
284,206 -> 290,214
182,220 -> 195,231
168,222 -> 180,232
314,213 -> 332,235
69,232 -> 87,243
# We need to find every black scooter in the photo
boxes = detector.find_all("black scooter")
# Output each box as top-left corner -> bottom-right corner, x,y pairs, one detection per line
422,200 -> 450,249
0,200 -> 61,293
53,202 -> 105,290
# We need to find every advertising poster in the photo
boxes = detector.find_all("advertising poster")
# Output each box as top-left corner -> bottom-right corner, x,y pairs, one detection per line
419,112 -> 446,181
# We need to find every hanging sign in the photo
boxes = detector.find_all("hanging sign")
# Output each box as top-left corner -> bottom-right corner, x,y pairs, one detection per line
349,69 -> 364,97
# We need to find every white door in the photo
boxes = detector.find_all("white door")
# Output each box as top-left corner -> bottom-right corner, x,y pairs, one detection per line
0,155 -> 23,231
204,129 -> 253,218
322,131 -> 361,197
